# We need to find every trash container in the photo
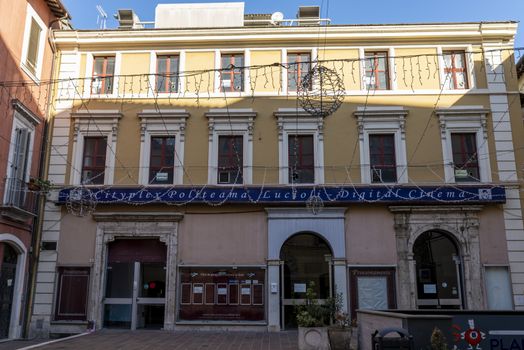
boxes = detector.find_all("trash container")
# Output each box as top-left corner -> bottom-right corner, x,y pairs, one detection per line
372,327 -> 413,350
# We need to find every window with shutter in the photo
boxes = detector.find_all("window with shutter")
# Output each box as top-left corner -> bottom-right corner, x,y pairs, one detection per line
21,5 -> 46,80
5,128 -> 30,207
25,18 -> 41,74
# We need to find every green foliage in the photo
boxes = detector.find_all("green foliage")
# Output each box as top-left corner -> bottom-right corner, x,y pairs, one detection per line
430,327 -> 448,350
295,282 -> 332,327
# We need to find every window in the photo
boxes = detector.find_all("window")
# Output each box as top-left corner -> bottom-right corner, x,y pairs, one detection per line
437,108 -> 490,183
369,134 -> 397,183
288,135 -> 314,184
443,51 -> 468,89
156,55 -> 179,93
206,109 -> 255,185
220,54 -> 244,92
364,52 -> 390,90
355,107 -> 408,184
149,136 -> 175,184
81,137 -> 107,185
451,133 -> 479,182
287,53 -> 311,91
26,19 -> 42,75
217,136 -> 243,184
138,109 -> 188,186
4,102 -> 38,211
54,267 -> 90,321
21,4 -> 46,80
91,56 -> 115,94
275,109 -> 324,184
5,128 -> 31,208
71,110 -> 121,185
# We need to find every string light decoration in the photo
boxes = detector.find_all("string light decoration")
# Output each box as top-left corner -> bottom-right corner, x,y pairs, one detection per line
306,193 -> 324,215
65,187 -> 97,217
297,64 -> 345,119
0,47 -> 521,220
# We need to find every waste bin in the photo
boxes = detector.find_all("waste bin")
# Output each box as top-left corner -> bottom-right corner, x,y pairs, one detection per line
372,327 -> 413,350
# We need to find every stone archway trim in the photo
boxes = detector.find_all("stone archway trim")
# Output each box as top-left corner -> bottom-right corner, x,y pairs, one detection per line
389,205 -> 483,310
90,212 -> 183,331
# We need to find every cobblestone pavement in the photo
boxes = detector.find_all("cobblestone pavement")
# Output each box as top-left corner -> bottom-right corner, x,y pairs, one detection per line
0,330 -> 299,350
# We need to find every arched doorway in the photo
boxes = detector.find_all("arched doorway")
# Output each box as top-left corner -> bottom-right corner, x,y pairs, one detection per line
280,232 -> 332,329
413,231 -> 463,309
0,243 -> 18,339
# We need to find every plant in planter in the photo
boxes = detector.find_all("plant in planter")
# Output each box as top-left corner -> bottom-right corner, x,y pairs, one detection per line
327,292 -> 354,350
295,282 -> 331,350
27,178 -> 53,194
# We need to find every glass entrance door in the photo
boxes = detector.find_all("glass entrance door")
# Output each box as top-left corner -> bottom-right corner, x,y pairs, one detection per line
104,262 -> 166,329
279,233 -> 333,329
103,239 -> 166,329
413,231 -> 463,309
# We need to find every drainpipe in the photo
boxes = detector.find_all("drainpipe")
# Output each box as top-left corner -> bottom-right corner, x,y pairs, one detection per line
22,16 -> 64,338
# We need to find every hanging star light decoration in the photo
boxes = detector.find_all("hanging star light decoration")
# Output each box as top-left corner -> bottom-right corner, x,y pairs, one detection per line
66,187 -> 97,217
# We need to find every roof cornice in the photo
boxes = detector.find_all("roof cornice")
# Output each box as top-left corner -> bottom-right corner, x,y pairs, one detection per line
52,22 -> 517,49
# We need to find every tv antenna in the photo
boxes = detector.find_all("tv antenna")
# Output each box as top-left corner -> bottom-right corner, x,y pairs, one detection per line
96,5 -> 107,30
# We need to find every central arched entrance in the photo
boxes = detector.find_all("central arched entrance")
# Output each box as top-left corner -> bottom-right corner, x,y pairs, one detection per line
413,230 -> 463,309
280,232 -> 333,329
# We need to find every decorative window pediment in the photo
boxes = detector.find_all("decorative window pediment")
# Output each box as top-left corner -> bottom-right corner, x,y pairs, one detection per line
71,110 -> 122,185
274,108 -> 324,184
206,109 -> 256,185
354,107 -> 408,184
137,109 -> 189,186
436,107 -> 491,183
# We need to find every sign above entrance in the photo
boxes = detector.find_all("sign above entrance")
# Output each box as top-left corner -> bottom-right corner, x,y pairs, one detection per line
57,185 -> 506,205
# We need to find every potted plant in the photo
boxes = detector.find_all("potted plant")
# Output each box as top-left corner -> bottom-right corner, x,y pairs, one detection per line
295,282 -> 331,350
27,178 -> 52,194
327,292 -> 354,350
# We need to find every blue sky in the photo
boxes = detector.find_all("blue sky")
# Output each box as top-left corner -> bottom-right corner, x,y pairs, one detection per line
63,0 -> 524,50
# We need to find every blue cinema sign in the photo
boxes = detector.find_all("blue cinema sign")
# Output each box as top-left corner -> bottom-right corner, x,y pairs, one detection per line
58,185 -> 506,205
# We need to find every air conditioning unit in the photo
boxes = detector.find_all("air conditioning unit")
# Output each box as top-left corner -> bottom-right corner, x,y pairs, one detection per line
297,6 -> 320,26
115,9 -> 143,29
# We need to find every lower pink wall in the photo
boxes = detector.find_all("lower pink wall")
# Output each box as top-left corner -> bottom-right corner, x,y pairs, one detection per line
478,205 -> 509,264
178,211 -> 268,265
346,206 -> 397,265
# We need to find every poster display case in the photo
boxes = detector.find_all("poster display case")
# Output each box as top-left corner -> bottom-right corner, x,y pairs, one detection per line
178,267 -> 265,321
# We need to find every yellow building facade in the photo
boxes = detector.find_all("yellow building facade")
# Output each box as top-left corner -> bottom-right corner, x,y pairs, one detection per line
30,4 -> 524,336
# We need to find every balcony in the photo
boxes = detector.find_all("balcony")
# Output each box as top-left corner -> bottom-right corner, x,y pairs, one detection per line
1,178 -> 37,222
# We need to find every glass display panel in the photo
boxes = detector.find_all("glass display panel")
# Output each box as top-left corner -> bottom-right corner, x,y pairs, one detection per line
179,267 -> 265,321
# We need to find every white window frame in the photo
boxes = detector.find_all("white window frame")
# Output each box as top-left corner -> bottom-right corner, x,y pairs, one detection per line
360,48 -> 396,91
138,109 -> 189,186
354,107 -> 408,184
437,46 -> 476,90
20,3 -> 47,82
281,48 -> 316,95
70,110 -> 122,185
149,51 -> 185,97
437,107 -> 491,183
275,108 -> 324,185
206,109 -> 256,185
4,101 -> 39,204
214,50 -> 250,95
84,53 -> 121,97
